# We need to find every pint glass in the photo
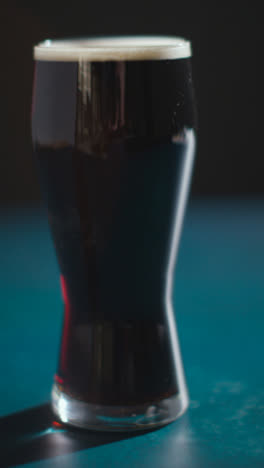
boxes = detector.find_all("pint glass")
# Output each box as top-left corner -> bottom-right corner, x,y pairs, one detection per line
32,36 -> 196,431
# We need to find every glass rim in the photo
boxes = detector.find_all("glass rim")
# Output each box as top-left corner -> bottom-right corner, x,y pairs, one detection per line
33,35 -> 192,62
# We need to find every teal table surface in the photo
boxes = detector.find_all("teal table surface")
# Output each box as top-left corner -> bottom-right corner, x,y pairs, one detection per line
1,199 -> 264,468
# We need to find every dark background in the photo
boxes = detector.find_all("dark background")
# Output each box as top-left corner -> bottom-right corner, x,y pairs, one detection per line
0,5 -> 259,206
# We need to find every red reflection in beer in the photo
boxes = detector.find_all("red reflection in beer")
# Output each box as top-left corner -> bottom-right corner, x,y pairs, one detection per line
55,375 -> 63,385
52,420 -> 64,429
60,274 -> 71,373
60,274 -> 69,304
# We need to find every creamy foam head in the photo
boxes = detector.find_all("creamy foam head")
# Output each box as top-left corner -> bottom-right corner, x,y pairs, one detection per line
34,36 -> 191,62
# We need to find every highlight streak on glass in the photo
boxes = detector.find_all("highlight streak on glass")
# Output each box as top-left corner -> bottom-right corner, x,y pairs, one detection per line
165,128 -> 196,411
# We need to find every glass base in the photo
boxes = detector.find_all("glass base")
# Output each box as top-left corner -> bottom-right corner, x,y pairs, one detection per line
51,383 -> 189,432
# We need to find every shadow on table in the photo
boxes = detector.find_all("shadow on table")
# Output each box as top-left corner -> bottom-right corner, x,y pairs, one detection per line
0,403 -> 161,467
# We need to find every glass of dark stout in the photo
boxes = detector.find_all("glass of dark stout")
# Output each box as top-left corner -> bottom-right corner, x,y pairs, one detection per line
32,36 -> 196,431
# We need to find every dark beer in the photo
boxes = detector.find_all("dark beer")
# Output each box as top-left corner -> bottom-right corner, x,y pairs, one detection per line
32,37 -> 196,428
